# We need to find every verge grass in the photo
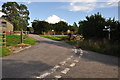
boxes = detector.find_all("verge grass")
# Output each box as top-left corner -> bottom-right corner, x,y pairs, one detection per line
0,47 -> 10,57
0,35 -> 36,57
78,40 -> 119,57
24,37 -> 36,45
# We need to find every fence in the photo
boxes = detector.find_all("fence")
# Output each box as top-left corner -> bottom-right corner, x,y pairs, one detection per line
0,30 -> 29,47
0,31 -> 6,47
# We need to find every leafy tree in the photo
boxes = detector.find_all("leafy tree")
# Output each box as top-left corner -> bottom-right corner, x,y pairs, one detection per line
2,2 -> 30,31
32,20 -> 51,34
105,18 -> 120,41
78,12 -> 120,41
54,21 -> 69,34
69,22 -> 78,33
78,12 -> 106,39
32,20 -> 69,34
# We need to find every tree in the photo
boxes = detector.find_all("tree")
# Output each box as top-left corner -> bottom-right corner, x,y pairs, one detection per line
32,20 -> 69,34
54,21 -> 69,34
105,18 -> 120,41
32,20 -> 51,34
70,22 -> 78,33
78,12 -> 106,39
78,12 -> 120,41
2,2 -> 30,31
19,4 -> 30,30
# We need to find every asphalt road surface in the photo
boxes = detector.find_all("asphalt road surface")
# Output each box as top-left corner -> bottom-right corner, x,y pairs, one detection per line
2,34 -> 119,78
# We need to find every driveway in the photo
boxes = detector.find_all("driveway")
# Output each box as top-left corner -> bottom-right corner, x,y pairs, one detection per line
2,34 -> 119,79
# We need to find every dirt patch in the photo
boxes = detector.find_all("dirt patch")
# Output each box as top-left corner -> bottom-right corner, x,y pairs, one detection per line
8,43 -> 31,54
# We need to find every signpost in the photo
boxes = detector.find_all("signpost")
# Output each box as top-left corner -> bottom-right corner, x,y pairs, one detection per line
103,25 -> 114,40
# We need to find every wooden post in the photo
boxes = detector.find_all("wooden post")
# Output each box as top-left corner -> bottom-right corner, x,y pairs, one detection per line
20,30 -> 23,44
10,31 -> 12,36
3,31 -> 6,47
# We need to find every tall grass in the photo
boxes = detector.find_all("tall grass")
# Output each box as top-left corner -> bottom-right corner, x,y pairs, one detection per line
78,39 -> 119,57
0,47 -> 10,57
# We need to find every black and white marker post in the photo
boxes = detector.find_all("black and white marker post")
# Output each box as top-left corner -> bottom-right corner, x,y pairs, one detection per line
103,25 -> 114,40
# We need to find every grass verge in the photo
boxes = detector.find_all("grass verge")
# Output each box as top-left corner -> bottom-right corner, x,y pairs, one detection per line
0,35 -> 36,57
6,35 -> 21,46
0,47 -> 10,57
77,40 -> 119,57
24,37 -> 36,45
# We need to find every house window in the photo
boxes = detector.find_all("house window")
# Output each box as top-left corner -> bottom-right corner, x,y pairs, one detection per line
1,22 -> 7,27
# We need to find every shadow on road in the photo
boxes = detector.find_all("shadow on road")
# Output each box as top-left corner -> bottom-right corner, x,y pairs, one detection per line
2,59 -> 53,78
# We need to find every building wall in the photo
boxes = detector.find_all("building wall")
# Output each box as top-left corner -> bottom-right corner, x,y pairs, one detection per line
0,18 -> 13,32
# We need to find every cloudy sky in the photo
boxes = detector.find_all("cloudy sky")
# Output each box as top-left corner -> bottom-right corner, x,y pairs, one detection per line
0,0 -> 119,26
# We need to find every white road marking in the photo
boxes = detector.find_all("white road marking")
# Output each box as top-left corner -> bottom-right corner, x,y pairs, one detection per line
61,68 -> 70,74
74,49 -> 77,53
51,65 -> 60,71
70,63 -> 76,67
72,49 -> 75,51
60,61 -> 66,65
79,56 -> 81,58
66,57 -> 71,61
80,53 -> 83,56
70,56 -> 73,58
36,52 -> 82,78
74,59 -> 79,62
80,49 -> 83,53
54,75 -> 62,78
36,72 -> 51,78
54,65 -> 60,69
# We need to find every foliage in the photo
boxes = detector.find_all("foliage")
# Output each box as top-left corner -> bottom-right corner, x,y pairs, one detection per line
78,12 -> 106,39
0,47 -> 10,57
53,21 -> 69,33
27,27 -> 34,33
32,19 -> 79,35
24,37 -> 36,45
69,22 -> 78,34
78,12 -> 120,41
32,20 -> 52,34
6,35 -> 21,46
77,39 -> 120,57
0,35 -> 36,57
65,41 -> 77,45
2,2 -> 30,31
6,35 -> 36,46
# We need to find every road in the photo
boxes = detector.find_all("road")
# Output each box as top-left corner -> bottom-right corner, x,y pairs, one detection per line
2,34 -> 119,78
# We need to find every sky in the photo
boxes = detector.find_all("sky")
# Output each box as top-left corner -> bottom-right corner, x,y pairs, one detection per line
0,0 -> 119,26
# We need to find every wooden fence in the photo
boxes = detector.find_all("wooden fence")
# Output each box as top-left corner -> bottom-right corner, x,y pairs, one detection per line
0,31 -> 6,47
0,30 -> 29,47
